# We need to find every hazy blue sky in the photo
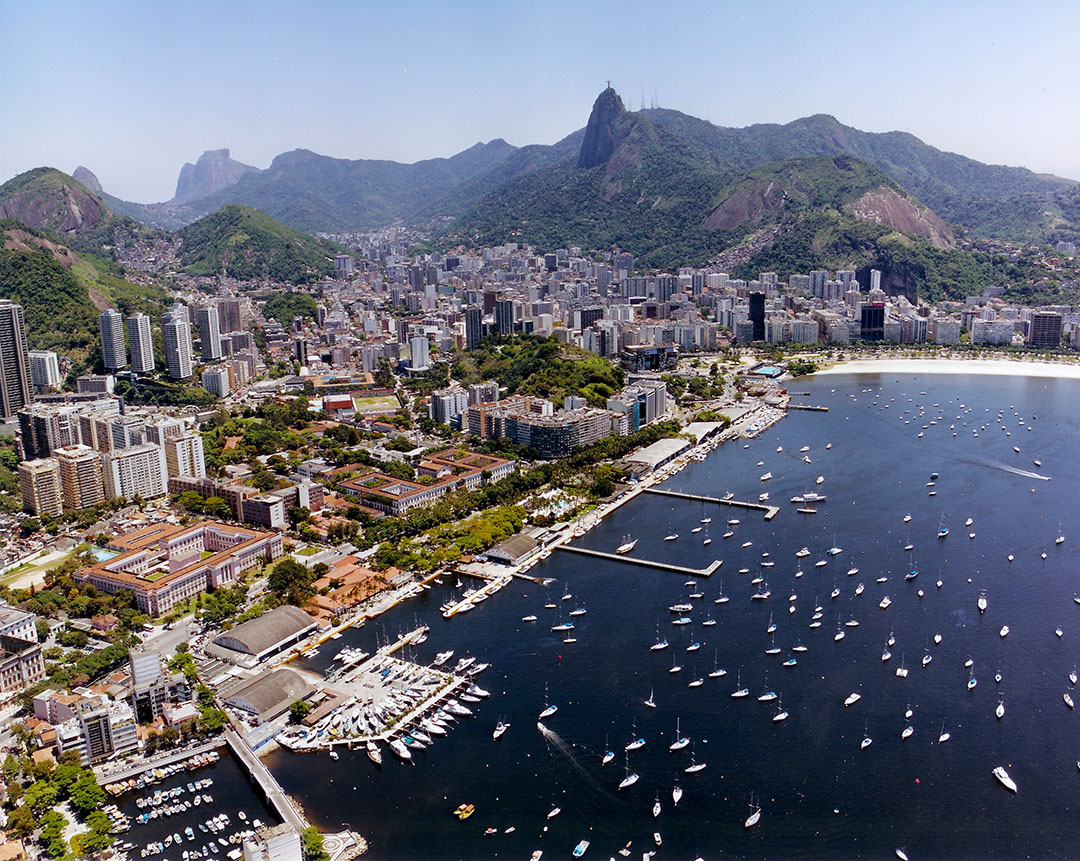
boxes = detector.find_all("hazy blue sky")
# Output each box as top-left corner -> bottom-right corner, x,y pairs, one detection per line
3,0 -> 1078,202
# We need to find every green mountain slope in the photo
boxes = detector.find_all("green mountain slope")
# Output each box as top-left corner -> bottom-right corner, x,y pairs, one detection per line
175,204 -> 341,282
0,220 -> 172,362
641,109 -> 1075,241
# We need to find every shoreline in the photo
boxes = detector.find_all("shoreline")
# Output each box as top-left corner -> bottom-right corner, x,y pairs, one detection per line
812,356 -> 1080,380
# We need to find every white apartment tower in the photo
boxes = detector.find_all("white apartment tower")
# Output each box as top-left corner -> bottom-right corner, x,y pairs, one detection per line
162,304 -> 194,380
127,313 -> 155,373
102,443 -> 168,501
0,300 -> 33,420
28,350 -> 61,389
98,310 -> 127,372
163,433 -> 206,479
196,305 -> 222,362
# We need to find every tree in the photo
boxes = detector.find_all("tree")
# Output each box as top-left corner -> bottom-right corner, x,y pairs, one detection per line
268,557 -> 315,606
301,826 -> 330,861
289,699 -> 312,723
23,779 -> 58,814
69,772 -> 107,815
4,804 -> 35,838
203,496 -> 231,520
177,491 -> 205,513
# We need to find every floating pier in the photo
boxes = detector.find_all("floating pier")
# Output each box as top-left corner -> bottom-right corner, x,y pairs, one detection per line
643,488 -> 780,520
787,404 -> 829,411
554,545 -> 722,577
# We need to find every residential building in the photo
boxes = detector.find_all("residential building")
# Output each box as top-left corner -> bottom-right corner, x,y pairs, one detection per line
77,521 -> 283,616
217,299 -> 244,334
429,386 -> 468,425
75,374 -> 114,395
162,304 -> 194,381
127,312 -> 155,373
464,306 -> 483,350
102,443 -> 168,501
196,305 -> 222,361
163,433 -> 206,479
18,405 -> 79,458
18,458 -> 62,517
54,696 -> 138,765
241,494 -> 287,530
0,300 -> 32,420
860,303 -> 886,341
28,350 -> 61,389
1029,311 -> 1063,348
201,367 -> 231,398
127,649 -> 192,724
495,298 -> 515,334
409,335 -> 430,370
749,293 -> 765,341
98,309 -> 127,372
54,444 -> 104,511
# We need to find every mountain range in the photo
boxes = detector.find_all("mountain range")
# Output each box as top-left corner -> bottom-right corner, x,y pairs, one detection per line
64,88 -> 1075,251
1,86 -> 1078,309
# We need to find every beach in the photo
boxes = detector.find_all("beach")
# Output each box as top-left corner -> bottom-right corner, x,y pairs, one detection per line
814,355 -> 1080,379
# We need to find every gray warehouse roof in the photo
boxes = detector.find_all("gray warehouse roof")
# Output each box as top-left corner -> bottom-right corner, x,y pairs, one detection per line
223,669 -> 314,719
212,605 -> 317,659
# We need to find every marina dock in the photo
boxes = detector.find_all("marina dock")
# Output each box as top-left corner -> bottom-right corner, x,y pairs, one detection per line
787,404 -> 829,411
643,488 -> 781,520
554,545 -> 722,577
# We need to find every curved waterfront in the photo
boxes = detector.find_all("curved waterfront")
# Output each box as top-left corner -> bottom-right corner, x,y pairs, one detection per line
267,371 -> 1080,859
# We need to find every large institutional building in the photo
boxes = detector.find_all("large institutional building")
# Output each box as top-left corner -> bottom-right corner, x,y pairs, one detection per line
77,521 -> 283,616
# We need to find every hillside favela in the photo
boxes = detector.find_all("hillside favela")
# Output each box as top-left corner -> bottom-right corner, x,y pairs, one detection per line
1,6 -> 1080,861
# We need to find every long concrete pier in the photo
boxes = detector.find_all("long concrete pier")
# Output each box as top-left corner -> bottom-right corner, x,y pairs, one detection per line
225,728 -> 308,833
788,404 -> 829,411
643,488 -> 781,520
554,545 -> 722,577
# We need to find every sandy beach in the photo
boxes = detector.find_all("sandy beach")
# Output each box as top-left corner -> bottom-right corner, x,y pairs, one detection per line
813,356 -> 1080,380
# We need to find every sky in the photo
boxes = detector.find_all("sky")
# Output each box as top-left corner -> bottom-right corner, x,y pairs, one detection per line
3,0 -> 1078,203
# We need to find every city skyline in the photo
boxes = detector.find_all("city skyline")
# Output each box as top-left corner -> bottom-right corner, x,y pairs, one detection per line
2,0 -> 1078,202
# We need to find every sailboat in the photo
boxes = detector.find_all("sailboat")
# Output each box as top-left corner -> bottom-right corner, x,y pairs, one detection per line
773,697 -> 789,722
684,743 -> 706,773
618,753 -> 639,789
715,580 -> 729,604
668,718 -> 689,751
650,624 -> 669,651
938,720 -> 950,743
602,734 -> 615,765
625,719 -> 646,751
616,534 -> 638,554
938,514 -> 949,538
672,780 -> 683,805
644,687 -> 656,709
732,669 -> 750,698
708,650 -> 727,678
744,794 -> 761,828
538,684 -> 557,719
996,696 -> 1005,719
860,720 -> 872,749
653,792 -> 661,818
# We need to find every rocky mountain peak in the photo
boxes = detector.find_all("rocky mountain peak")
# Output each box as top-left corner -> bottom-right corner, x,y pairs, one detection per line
72,166 -> 103,195
172,148 -> 257,205
577,86 -> 628,170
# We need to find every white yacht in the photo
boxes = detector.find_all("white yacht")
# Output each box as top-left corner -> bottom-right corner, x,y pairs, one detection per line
993,766 -> 1017,793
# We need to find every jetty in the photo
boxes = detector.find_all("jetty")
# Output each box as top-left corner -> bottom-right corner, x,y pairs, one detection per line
643,488 -> 780,520
225,728 -> 307,832
787,404 -> 829,412
554,545 -> 722,577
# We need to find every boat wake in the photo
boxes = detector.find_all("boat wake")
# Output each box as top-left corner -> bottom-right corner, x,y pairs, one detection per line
958,455 -> 1050,481
537,723 -> 609,796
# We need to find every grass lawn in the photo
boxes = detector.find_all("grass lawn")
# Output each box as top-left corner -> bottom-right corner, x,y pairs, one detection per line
351,394 -> 400,414
296,546 -> 321,557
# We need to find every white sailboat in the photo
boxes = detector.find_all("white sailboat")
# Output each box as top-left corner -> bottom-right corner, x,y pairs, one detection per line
668,717 -> 689,752
618,754 -> 639,790
744,794 -> 761,828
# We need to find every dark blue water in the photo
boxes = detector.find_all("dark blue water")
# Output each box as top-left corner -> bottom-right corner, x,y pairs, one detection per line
114,748 -> 282,854
268,372 -> 1080,859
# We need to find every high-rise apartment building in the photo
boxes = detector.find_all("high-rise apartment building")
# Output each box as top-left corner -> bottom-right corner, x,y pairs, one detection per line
495,298 -> 515,335
18,458 -> 63,517
163,433 -> 206,478
1029,311 -> 1063,349
162,304 -> 194,380
127,313 -> 155,373
0,300 -> 33,420
28,350 -> 61,389
54,444 -> 104,511
102,443 -> 168,501
98,310 -> 127,372
409,335 -> 429,370
196,305 -> 222,361
464,307 -> 483,350
217,299 -> 243,334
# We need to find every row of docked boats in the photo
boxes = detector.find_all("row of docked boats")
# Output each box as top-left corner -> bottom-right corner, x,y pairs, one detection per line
105,750 -> 221,796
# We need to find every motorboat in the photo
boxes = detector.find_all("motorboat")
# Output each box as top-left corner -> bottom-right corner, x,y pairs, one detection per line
993,766 -> 1017,793
844,693 -> 861,707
